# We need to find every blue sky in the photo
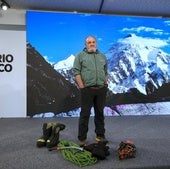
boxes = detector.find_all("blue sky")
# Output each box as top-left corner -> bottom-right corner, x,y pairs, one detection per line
26,11 -> 170,64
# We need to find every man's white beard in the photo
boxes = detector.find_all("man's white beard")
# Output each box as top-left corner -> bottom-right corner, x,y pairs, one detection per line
87,47 -> 96,53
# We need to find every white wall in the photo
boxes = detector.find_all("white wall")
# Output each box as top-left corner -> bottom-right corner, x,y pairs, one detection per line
0,30 -> 26,117
0,10 -> 26,117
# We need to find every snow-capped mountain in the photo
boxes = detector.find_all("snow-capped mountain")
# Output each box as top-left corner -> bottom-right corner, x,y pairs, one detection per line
106,34 -> 170,94
53,34 -> 170,95
54,54 -> 75,83
54,54 -> 75,70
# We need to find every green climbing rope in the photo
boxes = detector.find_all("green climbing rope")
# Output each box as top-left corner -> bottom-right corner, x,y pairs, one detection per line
57,140 -> 97,167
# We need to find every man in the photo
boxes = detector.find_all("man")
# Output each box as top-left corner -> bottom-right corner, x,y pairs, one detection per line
73,35 -> 108,145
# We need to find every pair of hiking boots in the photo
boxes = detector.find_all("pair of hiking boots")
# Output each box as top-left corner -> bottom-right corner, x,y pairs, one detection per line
36,122 -> 65,148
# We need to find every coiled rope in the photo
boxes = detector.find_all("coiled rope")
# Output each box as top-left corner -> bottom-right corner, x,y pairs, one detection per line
57,140 -> 97,167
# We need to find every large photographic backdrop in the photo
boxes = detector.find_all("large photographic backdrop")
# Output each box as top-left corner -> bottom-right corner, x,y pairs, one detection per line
26,11 -> 170,117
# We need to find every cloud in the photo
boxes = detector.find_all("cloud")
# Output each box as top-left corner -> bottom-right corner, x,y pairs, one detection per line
121,26 -> 163,35
97,37 -> 103,41
80,13 -> 92,17
59,22 -> 66,25
164,20 -> 170,26
119,34 -> 168,48
168,37 -> 170,42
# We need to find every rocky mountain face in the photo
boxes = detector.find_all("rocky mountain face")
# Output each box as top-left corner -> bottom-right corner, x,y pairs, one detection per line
106,34 -> 170,95
27,43 -> 80,116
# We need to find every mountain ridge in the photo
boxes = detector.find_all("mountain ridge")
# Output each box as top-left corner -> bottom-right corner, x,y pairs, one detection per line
54,34 -> 170,95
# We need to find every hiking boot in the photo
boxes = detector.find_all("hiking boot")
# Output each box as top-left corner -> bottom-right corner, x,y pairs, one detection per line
95,136 -> 108,144
78,139 -> 88,147
46,123 -> 66,148
36,123 -> 52,148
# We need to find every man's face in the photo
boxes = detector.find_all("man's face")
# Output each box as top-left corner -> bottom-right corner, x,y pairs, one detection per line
85,37 -> 97,53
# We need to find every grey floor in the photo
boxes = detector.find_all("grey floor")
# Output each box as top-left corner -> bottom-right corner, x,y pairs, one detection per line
0,115 -> 170,169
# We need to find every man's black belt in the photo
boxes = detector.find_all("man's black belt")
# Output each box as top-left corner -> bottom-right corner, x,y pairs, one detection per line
89,86 -> 102,90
